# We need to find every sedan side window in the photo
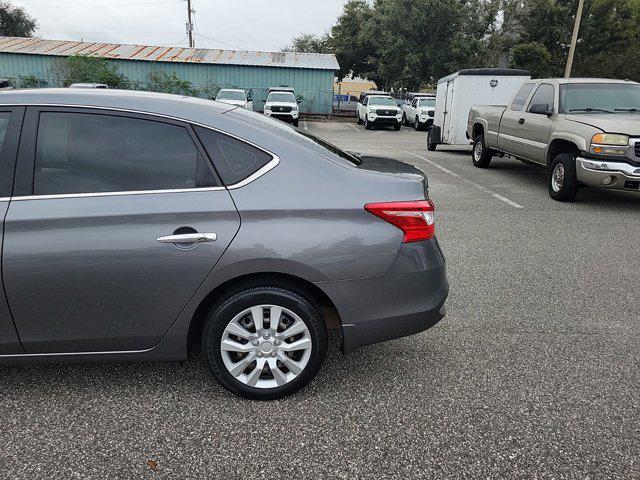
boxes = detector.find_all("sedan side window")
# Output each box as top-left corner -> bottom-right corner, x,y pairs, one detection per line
0,112 -> 10,151
528,84 -> 555,112
34,112 -> 217,196
511,83 -> 535,111
194,126 -> 273,186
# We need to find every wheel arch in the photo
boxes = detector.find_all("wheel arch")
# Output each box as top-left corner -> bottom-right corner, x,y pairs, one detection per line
547,138 -> 580,166
472,122 -> 485,139
187,272 -> 342,352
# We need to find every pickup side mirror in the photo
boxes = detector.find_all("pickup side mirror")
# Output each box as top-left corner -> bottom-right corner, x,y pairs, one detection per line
529,103 -> 553,116
297,100 -> 302,104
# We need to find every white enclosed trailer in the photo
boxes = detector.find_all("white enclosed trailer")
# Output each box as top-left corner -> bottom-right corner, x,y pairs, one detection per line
427,69 -> 530,150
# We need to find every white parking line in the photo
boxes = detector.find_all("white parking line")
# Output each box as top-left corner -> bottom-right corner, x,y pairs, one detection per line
348,123 -> 360,133
391,148 -> 524,209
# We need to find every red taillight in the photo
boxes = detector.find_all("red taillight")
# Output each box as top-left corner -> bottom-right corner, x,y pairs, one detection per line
365,200 -> 435,243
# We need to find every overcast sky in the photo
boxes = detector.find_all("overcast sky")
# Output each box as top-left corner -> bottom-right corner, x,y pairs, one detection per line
13,0 -> 350,52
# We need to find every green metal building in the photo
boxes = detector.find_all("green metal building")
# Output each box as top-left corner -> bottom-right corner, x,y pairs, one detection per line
0,36 -> 339,114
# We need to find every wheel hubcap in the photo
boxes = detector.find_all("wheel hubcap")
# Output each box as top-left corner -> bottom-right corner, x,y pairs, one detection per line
552,163 -> 565,192
220,305 -> 312,389
473,141 -> 483,162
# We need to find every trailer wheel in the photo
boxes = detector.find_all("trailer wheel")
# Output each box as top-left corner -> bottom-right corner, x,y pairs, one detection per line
427,129 -> 437,151
472,134 -> 493,168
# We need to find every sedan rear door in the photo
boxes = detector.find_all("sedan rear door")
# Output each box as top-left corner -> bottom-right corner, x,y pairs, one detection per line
3,107 -> 240,353
0,107 -> 24,354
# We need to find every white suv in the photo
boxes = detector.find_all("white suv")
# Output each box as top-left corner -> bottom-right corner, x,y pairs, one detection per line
263,88 -> 299,127
356,93 -> 402,131
402,95 -> 436,131
215,89 -> 253,110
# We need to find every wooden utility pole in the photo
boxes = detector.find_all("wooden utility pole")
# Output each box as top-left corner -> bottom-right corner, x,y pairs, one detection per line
564,0 -> 584,78
187,0 -> 195,48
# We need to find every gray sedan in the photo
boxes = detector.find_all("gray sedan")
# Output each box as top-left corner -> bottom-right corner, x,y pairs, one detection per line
0,89 -> 448,399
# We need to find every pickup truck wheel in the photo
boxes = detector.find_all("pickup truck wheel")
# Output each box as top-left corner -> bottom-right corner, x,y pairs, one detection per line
548,153 -> 579,202
357,113 -> 363,125
402,113 -> 408,126
427,130 -> 437,151
414,117 -> 421,131
364,115 -> 372,130
472,134 -> 493,168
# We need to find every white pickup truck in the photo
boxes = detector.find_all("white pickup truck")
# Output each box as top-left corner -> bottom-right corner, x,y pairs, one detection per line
402,95 -> 436,130
467,77 -> 640,201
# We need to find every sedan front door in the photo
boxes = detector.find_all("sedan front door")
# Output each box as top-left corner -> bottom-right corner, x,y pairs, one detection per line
3,107 -> 240,353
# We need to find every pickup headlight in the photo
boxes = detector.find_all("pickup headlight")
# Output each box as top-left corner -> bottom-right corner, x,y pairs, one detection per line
591,133 -> 629,155
292,105 -> 298,110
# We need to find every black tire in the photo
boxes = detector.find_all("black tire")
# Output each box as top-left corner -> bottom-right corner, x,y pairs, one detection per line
548,152 -> 580,202
414,117 -> 421,131
472,134 -> 493,168
402,113 -> 408,126
364,115 -> 372,130
426,129 -> 437,151
293,119 -> 299,128
202,287 -> 328,400
394,124 -> 401,131
356,113 -> 363,125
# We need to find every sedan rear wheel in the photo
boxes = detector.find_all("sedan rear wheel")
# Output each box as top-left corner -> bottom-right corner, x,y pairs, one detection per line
203,287 -> 327,400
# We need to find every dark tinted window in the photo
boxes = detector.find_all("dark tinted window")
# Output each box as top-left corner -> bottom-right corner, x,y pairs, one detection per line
528,83 -> 554,111
0,113 -> 11,151
511,83 -> 535,111
194,126 -> 273,185
34,112 -> 217,195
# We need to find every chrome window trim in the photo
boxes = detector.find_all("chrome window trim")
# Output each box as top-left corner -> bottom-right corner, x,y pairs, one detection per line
11,186 -> 227,201
0,102 -> 281,196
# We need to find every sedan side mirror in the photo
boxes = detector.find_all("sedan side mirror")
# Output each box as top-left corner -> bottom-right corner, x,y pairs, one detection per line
529,103 -> 553,116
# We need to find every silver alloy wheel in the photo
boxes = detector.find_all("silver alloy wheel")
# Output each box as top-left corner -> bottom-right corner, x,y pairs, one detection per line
220,304 -> 312,389
552,163 -> 565,192
473,140 -> 483,162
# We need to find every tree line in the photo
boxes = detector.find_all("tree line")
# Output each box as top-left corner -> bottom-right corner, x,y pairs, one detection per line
283,0 -> 640,90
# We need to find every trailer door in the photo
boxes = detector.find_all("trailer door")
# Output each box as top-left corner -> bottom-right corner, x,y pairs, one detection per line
442,80 -> 455,143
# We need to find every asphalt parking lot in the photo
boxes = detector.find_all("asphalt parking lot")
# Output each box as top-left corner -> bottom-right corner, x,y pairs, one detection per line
1,120 -> 638,479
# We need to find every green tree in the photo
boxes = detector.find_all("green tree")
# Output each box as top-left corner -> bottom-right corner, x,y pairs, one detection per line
282,33 -> 331,53
329,0 -> 377,81
510,42 -> 553,77
49,56 -> 127,87
0,1 -> 36,37
146,70 -> 199,96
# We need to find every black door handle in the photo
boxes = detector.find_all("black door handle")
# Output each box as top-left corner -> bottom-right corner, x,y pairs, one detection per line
518,118 -> 525,125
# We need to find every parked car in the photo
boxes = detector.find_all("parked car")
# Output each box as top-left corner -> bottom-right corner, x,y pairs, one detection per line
467,78 -> 640,201
402,95 -> 436,130
333,94 -> 359,113
69,83 -> 109,89
428,69 -> 531,150
215,88 -> 253,110
263,87 -> 299,127
0,89 -> 448,399
356,93 -> 402,131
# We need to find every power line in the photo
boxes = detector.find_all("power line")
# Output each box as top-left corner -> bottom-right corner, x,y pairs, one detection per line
21,0 -> 183,8
195,32 -> 245,51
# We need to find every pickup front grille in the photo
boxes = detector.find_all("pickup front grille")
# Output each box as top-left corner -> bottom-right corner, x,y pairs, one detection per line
376,109 -> 396,116
272,106 -> 292,113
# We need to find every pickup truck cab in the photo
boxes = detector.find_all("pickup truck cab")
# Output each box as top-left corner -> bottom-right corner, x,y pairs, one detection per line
356,91 -> 402,131
215,88 -> 253,110
467,78 -> 640,201
402,95 -> 436,130
264,87 -> 299,127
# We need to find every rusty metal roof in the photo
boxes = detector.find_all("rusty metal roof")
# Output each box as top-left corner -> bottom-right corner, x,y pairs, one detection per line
0,36 -> 340,70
